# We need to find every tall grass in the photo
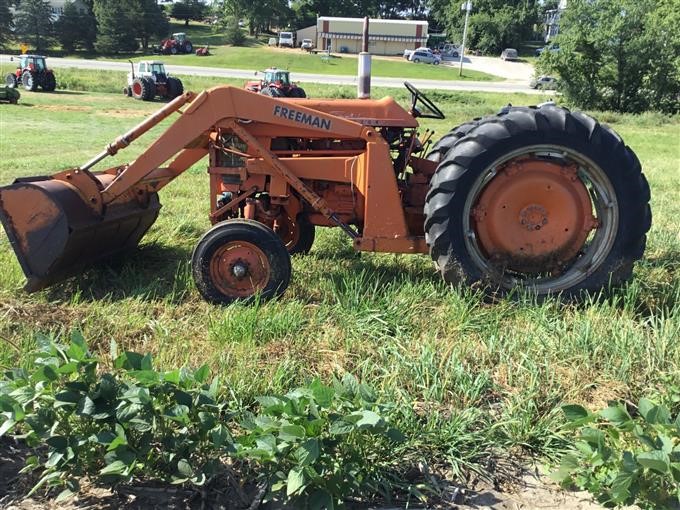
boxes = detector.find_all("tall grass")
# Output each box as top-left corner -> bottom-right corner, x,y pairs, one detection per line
0,78 -> 678,484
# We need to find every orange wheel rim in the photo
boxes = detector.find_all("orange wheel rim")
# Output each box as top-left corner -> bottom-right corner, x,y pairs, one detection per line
472,158 -> 597,273
209,241 -> 271,298
273,215 -> 299,250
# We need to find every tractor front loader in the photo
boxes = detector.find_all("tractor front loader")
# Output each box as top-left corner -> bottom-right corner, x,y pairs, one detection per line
0,84 -> 651,303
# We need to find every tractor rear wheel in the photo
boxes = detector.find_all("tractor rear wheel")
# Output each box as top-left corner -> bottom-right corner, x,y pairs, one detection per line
274,214 -> 315,254
5,73 -> 17,88
424,103 -> 651,299
288,87 -> 307,98
167,77 -> 184,99
21,71 -> 37,91
184,42 -> 193,53
426,120 -> 481,163
192,219 -> 292,305
42,73 -> 56,92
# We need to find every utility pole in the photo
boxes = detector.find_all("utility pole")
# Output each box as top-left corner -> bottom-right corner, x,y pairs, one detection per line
459,1 -> 472,77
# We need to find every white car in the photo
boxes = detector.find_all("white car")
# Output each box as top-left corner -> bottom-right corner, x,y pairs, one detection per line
301,38 -> 314,51
409,50 -> 441,65
530,75 -> 558,89
404,47 -> 432,60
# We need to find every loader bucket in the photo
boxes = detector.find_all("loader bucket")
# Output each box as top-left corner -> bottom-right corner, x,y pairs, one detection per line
0,176 -> 160,292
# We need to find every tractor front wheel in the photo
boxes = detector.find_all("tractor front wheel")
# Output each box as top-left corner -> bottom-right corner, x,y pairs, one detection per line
21,71 -> 37,91
5,73 -> 17,88
42,73 -> 56,92
130,78 -> 145,100
424,103 -> 651,299
260,86 -> 283,98
192,219 -> 292,305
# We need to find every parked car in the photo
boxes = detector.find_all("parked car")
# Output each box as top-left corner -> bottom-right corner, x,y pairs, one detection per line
301,38 -> 314,51
278,32 -> 294,48
500,48 -> 519,61
530,75 -> 558,89
403,47 -> 432,60
409,50 -> 441,65
535,44 -> 560,56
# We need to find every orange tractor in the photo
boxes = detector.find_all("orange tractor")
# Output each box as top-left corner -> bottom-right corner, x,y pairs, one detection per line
0,84 -> 651,303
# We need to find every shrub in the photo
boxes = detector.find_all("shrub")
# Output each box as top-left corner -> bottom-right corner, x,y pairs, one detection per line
0,333 -> 409,506
553,400 -> 680,509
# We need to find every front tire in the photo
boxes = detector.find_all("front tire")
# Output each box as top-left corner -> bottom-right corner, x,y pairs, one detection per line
192,219 -> 292,305
21,71 -> 37,91
424,104 -> 651,299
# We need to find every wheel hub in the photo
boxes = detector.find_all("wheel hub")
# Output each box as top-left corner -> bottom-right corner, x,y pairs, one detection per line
472,159 -> 597,273
210,241 -> 270,298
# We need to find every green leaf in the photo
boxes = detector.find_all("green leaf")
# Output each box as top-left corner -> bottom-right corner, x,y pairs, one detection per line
164,370 -> 181,385
76,396 -> 96,416
600,404 -> 631,425
55,488 -> 75,502
329,420 -> 355,435
130,370 -> 159,385
309,489 -> 335,510
194,364 -> 210,384
355,410 -> 383,429
0,419 -> 16,437
610,471 -> 634,503
140,354 -> 152,371
100,460 -> 128,476
341,373 -> 359,398
210,425 -> 233,448
177,459 -> 194,478
562,404 -> 590,421
294,438 -> 320,466
54,390 -> 82,407
386,427 -> 406,443
286,466 -> 306,497
636,450 -> 670,474
279,424 -> 306,441
46,436 -> 68,452
358,384 -> 376,403
310,379 -> 335,407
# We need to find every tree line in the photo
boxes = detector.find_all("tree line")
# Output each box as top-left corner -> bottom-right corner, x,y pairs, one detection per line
0,0 -> 208,53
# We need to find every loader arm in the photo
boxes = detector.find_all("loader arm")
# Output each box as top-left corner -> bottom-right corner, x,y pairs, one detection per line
0,86 -> 393,291
100,86 -> 370,205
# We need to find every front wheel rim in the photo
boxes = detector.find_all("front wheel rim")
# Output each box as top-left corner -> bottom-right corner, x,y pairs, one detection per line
209,240 -> 271,298
462,145 -> 619,294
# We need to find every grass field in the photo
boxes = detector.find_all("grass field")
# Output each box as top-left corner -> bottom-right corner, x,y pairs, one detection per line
0,71 -> 679,489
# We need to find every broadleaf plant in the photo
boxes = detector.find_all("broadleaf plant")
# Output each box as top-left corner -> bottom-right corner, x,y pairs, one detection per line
553,399 -> 680,509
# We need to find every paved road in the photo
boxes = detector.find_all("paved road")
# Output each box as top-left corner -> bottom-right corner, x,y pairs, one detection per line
1,54 -> 547,95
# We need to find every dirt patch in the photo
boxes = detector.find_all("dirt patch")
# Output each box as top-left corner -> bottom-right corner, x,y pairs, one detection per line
34,105 -> 92,113
0,300 -> 86,332
98,109 -> 146,118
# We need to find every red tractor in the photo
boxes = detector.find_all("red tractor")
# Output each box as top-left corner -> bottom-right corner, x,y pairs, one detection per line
4,55 -> 56,92
244,68 -> 307,98
158,32 -> 194,55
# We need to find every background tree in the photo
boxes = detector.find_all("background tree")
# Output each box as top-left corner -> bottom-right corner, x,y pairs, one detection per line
14,0 -> 54,51
430,0 -> 540,54
93,0 -> 138,53
133,0 -> 169,50
540,0 -> 680,113
0,0 -> 13,49
55,1 -> 96,52
170,0 -> 206,26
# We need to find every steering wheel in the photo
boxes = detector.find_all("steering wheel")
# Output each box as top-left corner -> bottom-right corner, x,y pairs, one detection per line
404,81 -> 445,120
